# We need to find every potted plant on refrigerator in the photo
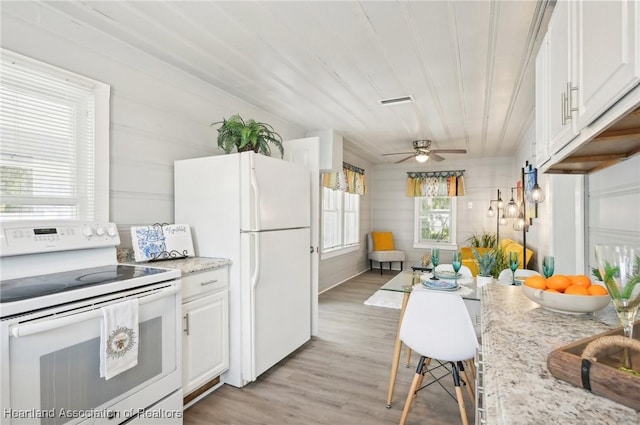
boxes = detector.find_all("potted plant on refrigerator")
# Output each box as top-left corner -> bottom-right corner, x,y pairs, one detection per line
211,114 -> 284,158
473,248 -> 496,286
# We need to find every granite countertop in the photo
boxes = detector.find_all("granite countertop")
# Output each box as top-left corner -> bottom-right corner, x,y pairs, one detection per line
117,248 -> 231,274
481,284 -> 640,424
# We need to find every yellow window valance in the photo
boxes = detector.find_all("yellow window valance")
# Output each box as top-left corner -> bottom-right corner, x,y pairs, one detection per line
322,162 -> 367,195
405,170 -> 465,197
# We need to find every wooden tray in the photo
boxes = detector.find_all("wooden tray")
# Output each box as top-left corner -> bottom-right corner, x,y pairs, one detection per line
547,320 -> 640,411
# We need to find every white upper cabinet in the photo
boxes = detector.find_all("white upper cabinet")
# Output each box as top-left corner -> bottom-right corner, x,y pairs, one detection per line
575,0 -> 640,130
535,31 -> 550,168
546,0 -> 579,155
535,0 -> 639,168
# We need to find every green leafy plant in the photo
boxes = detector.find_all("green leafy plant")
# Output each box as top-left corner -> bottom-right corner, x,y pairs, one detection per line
472,248 -> 497,277
466,231 -> 497,249
211,114 -> 284,158
491,244 -> 508,278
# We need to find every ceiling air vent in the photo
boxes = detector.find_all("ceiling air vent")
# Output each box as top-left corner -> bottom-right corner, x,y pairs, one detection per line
378,95 -> 414,106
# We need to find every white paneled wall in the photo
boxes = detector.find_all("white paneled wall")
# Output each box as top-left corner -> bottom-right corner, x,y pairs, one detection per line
370,156 -> 517,267
1,2 -> 305,229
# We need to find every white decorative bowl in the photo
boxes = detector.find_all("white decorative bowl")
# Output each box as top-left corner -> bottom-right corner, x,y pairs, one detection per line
522,285 -> 611,315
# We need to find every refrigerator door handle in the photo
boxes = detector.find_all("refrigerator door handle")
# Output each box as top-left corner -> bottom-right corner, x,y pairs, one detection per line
251,232 -> 261,290
250,166 -> 261,231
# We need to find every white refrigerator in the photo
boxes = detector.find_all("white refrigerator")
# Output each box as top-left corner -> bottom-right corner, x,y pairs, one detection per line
174,152 -> 311,388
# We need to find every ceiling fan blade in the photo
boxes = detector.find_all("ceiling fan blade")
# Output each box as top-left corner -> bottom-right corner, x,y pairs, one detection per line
431,149 -> 467,154
394,155 -> 415,164
382,151 -> 415,156
429,153 -> 445,162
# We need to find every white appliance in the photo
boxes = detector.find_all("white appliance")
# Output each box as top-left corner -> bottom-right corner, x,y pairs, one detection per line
0,221 -> 183,425
174,151 -> 311,388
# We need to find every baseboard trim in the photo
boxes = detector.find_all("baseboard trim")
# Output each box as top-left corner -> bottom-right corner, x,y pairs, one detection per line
319,268 -> 369,294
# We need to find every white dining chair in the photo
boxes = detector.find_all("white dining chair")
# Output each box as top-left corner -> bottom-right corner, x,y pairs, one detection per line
498,268 -> 541,282
398,290 -> 478,425
435,263 -> 473,278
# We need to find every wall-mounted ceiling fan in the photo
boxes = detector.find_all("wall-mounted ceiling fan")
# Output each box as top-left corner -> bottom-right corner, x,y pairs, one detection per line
382,140 -> 467,163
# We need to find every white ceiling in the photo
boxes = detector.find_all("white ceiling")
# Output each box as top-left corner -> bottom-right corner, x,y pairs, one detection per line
45,0 -> 552,164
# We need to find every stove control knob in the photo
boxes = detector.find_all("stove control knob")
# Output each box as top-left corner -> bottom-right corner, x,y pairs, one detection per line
107,226 -> 118,237
96,227 -> 106,236
82,227 -> 94,237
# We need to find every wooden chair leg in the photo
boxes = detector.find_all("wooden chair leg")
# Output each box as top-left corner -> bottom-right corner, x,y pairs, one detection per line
414,357 -> 430,391
464,359 -> 476,401
405,346 -> 412,367
458,360 -> 475,402
451,362 -> 470,425
399,356 -> 427,425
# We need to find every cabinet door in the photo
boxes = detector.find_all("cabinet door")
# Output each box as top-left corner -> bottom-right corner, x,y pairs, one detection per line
575,0 -> 640,129
535,31 -> 550,167
182,290 -> 229,395
547,0 -> 579,154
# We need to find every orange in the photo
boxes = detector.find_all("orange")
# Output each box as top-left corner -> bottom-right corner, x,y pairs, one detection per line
546,275 -> 572,292
524,275 -> 547,290
565,285 -> 590,295
588,285 -> 608,296
544,288 -> 560,293
569,274 -> 592,288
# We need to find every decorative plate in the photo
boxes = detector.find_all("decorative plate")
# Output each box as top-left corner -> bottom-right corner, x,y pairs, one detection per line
421,280 -> 460,291
436,270 -> 463,280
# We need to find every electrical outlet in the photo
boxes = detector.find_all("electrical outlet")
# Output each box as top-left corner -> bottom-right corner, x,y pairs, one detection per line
468,201 -> 473,209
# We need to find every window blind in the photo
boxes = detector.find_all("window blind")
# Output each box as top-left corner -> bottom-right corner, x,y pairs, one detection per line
0,51 -> 98,221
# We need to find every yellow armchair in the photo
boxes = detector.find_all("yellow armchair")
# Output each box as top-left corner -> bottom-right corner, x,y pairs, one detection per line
499,238 -> 533,270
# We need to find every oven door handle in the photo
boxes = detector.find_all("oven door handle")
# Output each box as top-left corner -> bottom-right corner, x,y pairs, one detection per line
10,286 -> 179,338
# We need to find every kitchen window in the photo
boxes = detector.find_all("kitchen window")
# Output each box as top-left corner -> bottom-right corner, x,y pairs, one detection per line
413,196 -> 457,249
321,187 -> 360,257
0,49 -> 110,222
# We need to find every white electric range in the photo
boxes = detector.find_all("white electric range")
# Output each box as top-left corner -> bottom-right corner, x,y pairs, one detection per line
0,221 -> 183,425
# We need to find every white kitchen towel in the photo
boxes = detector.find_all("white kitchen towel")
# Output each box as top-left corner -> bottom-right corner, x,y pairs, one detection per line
100,299 -> 139,380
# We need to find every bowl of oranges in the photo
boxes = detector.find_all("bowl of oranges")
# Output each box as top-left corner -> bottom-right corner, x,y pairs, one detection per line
522,274 -> 610,314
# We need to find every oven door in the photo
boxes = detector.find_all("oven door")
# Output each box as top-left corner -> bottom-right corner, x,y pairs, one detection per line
0,281 -> 181,425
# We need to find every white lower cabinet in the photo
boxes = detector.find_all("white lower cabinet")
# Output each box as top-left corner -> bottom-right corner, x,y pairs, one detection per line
181,267 -> 229,399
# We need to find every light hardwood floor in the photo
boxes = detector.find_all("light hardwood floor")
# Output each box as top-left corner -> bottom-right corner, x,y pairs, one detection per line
183,270 -> 475,425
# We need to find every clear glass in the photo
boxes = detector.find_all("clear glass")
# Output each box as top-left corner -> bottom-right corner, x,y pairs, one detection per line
595,245 -> 640,370
452,251 -> 462,287
542,256 -> 555,278
431,248 -> 440,280
508,252 -> 519,285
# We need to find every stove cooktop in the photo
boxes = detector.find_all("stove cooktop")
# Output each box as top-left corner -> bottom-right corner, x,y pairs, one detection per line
0,264 -> 173,304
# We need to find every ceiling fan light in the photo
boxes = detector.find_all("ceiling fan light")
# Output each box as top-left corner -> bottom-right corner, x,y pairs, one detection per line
415,153 -> 429,163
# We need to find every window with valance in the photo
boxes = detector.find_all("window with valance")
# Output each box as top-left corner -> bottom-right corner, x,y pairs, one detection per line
322,162 -> 367,195
320,162 -> 365,256
406,170 -> 465,197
